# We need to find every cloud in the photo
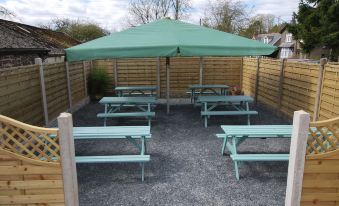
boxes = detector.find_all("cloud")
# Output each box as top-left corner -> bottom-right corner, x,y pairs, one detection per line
0,0 -> 299,31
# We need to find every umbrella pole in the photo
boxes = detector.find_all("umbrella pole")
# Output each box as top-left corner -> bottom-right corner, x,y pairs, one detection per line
166,57 -> 170,114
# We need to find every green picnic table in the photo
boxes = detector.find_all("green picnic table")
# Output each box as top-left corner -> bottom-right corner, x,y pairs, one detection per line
73,126 -> 151,181
217,125 -> 292,180
197,95 -> 258,127
97,97 -> 156,126
115,86 -> 157,97
188,84 -> 229,104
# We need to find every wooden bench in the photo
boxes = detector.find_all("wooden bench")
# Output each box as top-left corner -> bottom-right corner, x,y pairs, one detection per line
218,125 -> 292,180
73,126 -> 151,181
97,112 -> 155,126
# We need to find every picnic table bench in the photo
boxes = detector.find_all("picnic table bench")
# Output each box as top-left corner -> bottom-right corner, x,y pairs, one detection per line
217,125 -> 292,180
97,97 -> 156,126
73,126 -> 151,181
188,84 -> 229,104
197,95 -> 258,127
115,86 -> 157,97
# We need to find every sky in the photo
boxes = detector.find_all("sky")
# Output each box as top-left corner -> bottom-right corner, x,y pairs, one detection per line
0,0 -> 299,31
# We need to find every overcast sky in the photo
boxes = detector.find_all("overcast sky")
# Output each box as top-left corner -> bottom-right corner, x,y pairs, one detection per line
0,0 -> 299,31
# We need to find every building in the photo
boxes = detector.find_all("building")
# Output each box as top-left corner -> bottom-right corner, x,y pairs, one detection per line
0,19 -> 80,68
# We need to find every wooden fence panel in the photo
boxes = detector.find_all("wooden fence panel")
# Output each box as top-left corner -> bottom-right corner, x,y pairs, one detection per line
280,62 -> 319,118
69,62 -> 86,104
257,59 -> 281,109
318,64 -> 339,120
0,115 -> 65,205
169,57 -> 200,97
117,58 -> 157,87
242,58 -> 257,97
203,57 -> 242,87
44,63 -> 69,121
300,117 -> 339,205
0,65 -> 43,125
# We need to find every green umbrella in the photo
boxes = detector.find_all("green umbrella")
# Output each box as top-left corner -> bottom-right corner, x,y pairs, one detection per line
65,18 -> 276,113
66,18 -> 275,61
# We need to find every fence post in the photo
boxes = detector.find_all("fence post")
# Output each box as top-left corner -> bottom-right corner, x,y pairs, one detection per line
254,56 -> 261,104
57,113 -> 79,206
114,59 -> 118,87
313,58 -> 327,121
82,61 -> 88,96
65,62 -> 72,110
156,57 -> 161,98
277,58 -> 286,115
35,58 -> 49,126
199,57 -> 203,85
285,110 -> 310,206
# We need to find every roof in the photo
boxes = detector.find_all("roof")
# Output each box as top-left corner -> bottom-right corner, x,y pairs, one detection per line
66,18 -> 276,62
0,19 -> 80,55
254,33 -> 281,46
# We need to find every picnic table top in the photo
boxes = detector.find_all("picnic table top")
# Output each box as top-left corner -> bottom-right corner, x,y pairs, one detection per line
189,84 -> 229,89
115,86 -> 157,91
73,126 -> 151,137
197,95 -> 254,103
99,96 -> 157,104
221,125 -> 293,136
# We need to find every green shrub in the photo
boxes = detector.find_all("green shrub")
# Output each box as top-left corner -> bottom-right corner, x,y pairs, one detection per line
87,67 -> 109,99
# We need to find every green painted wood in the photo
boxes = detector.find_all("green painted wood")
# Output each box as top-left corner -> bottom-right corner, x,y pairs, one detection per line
73,126 -> 151,138
189,84 -> 230,89
99,97 -> 156,104
201,111 -> 258,116
115,86 -> 157,91
75,155 -> 150,163
97,112 -> 155,118
231,154 -> 289,161
197,95 -> 254,103
221,125 -> 292,137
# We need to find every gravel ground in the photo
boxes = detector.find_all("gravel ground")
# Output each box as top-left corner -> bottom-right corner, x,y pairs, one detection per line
72,100 -> 291,206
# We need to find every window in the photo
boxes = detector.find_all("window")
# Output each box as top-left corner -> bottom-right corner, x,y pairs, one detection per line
286,33 -> 293,43
263,36 -> 269,44
280,48 -> 292,58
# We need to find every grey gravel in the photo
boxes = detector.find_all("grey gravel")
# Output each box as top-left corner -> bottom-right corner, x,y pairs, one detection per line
72,100 -> 290,206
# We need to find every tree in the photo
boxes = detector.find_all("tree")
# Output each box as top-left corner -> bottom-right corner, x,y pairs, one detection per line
239,14 -> 285,38
202,0 -> 249,34
126,0 -> 191,26
289,0 -> 339,59
40,18 -> 108,42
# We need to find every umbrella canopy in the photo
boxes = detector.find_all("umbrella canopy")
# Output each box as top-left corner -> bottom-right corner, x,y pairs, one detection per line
65,19 -> 276,62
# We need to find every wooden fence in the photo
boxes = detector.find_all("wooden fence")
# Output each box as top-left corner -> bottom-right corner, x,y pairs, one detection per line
0,114 -> 78,205
93,57 -> 242,98
0,58 -> 90,126
242,57 -> 339,120
285,113 -> 339,205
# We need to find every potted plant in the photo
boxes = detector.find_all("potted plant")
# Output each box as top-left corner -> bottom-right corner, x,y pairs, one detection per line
87,67 -> 109,100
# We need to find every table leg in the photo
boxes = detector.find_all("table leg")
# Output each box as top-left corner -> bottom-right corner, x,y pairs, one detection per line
221,135 -> 228,155
148,103 -> 151,126
141,136 -> 145,155
141,163 -> 145,182
104,104 -> 107,126
232,137 -> 240,180
246,102 -> 250,125
204,102 -> 208,128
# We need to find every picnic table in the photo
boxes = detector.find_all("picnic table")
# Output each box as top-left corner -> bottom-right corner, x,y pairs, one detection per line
97,96 -> 156,126
197,95 -> 258,127
115,86 -> 157,97
73,126 -> 151,181
188,84 -> 229,104
217,125 -> 292,180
